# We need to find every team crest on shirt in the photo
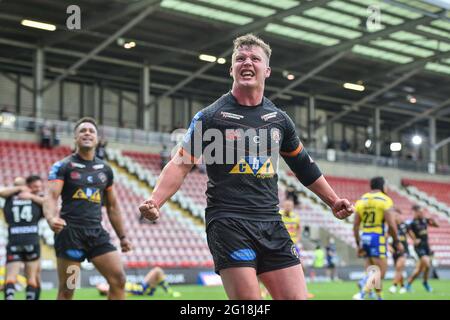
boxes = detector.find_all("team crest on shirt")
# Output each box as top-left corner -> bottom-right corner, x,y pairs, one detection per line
72,188 -> 101,203
225,129 -> 243,141
98,172 -> 107,183
70,171 -> 81,180
271,129 -> 280,143
229,156 -> 275,178
291,244 -> 300,259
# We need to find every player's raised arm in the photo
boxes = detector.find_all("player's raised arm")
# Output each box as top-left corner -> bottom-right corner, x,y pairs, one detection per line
139,150 -> 195,221
104,186 -> 131,253
18,191 -> 44,206
43,180 -> 66,233
428,217 -> 439,228
279,112 -> 353,220
0,185 -> 26,198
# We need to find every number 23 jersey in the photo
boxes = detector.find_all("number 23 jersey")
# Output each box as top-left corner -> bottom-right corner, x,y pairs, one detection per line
355,191 -> 393,235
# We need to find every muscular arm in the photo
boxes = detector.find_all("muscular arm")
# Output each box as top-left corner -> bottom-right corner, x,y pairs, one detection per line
43,181 -> 66,232
19,192 -> 44,207
307,176 -> 354,219
353,213 -> 361,248
408,229 -> 417,243
307,176 -> 339,208
105,187 -> 126,239
0,186 -> 23,198
428,217 -> 439,228
385,209 -> 399,243
150,151 -> 195,208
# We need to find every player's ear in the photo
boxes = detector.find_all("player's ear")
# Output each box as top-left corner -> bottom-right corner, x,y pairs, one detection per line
265,66 -> 271,78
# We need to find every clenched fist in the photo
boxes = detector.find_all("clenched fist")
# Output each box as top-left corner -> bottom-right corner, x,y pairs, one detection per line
331,198 -> 354,220
139,199 -> 160,221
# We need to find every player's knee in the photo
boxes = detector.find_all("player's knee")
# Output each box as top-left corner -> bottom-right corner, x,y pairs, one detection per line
108,271 -> 126,289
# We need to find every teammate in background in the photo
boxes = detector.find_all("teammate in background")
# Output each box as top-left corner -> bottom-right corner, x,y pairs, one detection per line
389,208 -> 410,294
96,266 -> 180,298
139,34 -> 354,300
310,244 -> 325,282
325,238 -> 338,281
353,177 -> 402,300
280,199 -> 301,252
43,117 -> 132,300
405,205 -> 439,292
0,175 -> 44,300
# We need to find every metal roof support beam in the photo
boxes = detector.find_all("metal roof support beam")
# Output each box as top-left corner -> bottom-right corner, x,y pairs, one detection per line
429,116 -> 437,170
33,47 -> 44,118
269,51 -> 347,101
151,0 -> 331,66
374,108 -> 381,157
317,67 -> 422,129
383,0 -> 450,22
392,98 -> 450,134
0,71 -> 33,92
435,136 -> 450,150
285,15 -> 436,69
41,4 -> 158,93
44,0 -> 162,47
141,0 -> 332,109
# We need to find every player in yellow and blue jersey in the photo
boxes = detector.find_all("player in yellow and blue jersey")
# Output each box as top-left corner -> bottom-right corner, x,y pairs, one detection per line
352,177 -> 402,300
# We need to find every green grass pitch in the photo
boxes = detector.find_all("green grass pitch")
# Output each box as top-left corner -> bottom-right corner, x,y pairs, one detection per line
10,279 -> 450,300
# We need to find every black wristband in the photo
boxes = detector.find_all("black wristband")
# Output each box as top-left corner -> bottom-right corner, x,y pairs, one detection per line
119,235 -> 126,240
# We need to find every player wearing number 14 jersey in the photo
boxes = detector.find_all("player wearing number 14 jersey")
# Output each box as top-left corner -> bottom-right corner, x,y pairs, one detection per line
352,177 -> 402,300
0,176 -> 44,300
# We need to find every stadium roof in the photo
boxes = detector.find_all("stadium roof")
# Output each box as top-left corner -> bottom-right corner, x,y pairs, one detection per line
0,0 -> 450,136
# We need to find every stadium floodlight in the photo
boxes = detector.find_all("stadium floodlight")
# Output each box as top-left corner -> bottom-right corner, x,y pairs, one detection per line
124,41 -> 136,49
282,70 -> 295,80
343,82 -> 365,91
21,19 -> 56,31
365,139 -> 372,148
390,142 -> 402,152
412,135 -> 423,145
217,58 -> 226,64
199,54 -> 217,63
407,94 -> 417,104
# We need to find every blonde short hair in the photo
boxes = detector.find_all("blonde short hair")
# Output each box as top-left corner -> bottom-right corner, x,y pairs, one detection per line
232,33 -> 272,64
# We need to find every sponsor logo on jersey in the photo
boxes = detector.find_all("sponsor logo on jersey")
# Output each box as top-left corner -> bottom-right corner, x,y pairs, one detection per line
98,172 -> 107,183
220,111 -> 244,120
272,129 -> 280,143
93,164 -> 104,170
12,199 -> 32,206
261,112 -> 277,121
72,188 -> 101,203
229,156 -> 275,178
225,129 -> 243,141
70,171 -> 81,180
70,162 -> 86,169
10,226 -> 39,234
230,249 -> 256,261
